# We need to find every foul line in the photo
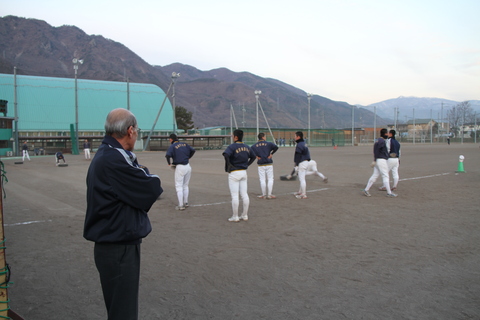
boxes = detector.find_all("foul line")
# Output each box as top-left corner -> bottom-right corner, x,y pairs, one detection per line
190,188 -> 330,208
399,172 -> 450,181
5,220 -> 52,227
7,175 -> 450,215
192,173 -> 450,208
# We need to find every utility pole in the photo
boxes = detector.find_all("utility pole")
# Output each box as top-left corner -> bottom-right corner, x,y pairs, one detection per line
307,93 -> 312,146
73,58 -> 83,155
126,77 -> 130,110
351,105 -> 354,146
413,108 -> 415,145
14,66 -> 18,156
255,90 -> 261,137
171,72 -> 180,133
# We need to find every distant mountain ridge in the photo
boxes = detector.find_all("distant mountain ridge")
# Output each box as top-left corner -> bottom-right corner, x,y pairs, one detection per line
158,63 -> 384,129
0,15 -> 387,129
3,15 -> 476,130
362,96 -> 480,122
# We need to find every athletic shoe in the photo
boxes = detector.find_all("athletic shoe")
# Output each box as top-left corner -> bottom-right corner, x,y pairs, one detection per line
386,193 -> 398,198
175,206 -> 186,211
228,216 -> 240,222
267,195 -> 276,199
363,189 -> 371,197
391,187 -> 397,191
257,195 -> 266,199
295,194 -> 308,199
323,177 -> 328,183
378,186 -> 387,191
185,203 -> 189,208
294,192 -> 302,196
240,215 -> 248,221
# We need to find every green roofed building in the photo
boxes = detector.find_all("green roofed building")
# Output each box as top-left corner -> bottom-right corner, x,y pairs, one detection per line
0,73 -> 174,156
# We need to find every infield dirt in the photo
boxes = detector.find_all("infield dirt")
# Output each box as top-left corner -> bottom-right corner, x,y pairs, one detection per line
2,143 -> 479,319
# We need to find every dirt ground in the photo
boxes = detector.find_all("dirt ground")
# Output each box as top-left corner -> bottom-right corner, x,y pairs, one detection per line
2,143 -> 479,320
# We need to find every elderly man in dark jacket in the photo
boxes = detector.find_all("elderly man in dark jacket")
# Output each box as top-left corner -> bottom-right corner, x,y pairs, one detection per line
84,108 -> 163,320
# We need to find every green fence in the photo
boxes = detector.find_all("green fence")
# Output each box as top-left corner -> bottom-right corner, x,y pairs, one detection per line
195,127 -> 345,147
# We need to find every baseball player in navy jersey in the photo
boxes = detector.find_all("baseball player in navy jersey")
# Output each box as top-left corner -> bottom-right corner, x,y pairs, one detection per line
292,131 -> 328,199
363,128 -> 397,197
55,151 -> 66,165
222,129 -> 256,222
166,134 -> 196,211
22,141 -> 31,161
379,129 -> 401,192
251,132 -> 279,199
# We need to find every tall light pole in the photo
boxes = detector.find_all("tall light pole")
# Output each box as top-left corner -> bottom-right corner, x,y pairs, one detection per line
73,58 -> 83,155
255,90 -> 261,137
413,108 -> 416,145
171,72 -> 180,133
474,112 -> 477,144
351,105 -> 355,146
126,77 -> 130,110
242,104 -> 246,127
393,107 -> 398,130
430,109 -> 433,144
14,66 -> 18,156
307,93 -> 312,146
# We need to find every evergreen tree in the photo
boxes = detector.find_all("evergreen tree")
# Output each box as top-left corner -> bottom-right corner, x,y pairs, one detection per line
175,106 -> 194,132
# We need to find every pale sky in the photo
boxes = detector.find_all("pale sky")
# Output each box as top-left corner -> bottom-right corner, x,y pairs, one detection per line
2,0 -> 479,105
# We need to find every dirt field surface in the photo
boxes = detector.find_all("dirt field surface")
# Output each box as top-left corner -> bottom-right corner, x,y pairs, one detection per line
2,143 -> 479,320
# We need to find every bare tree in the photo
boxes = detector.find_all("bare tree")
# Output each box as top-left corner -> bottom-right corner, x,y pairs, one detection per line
446,101 -> 474,136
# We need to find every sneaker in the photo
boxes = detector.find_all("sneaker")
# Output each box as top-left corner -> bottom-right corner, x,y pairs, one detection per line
175,206 -> 186,211
391,187 -> 397,191
323,177 -> 328,183
240,215 -> 248,221
266,195 -> 276,199
185,203 -> 189,208
386,193 -> 398,198
228,216 -> 240,222
295,194 -> 308,199
378,186 -> 387,191
257,195 -> 266,199
294,192 -> 302,196
363,189 -> 371,197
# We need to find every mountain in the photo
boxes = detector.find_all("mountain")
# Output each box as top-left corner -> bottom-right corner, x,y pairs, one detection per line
0,15 -> 384,129
0,16 -> 171,87
362,96 -> 480,123
158,63 -> 383,129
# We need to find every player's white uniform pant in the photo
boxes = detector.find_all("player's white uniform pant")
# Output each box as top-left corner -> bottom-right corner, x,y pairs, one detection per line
22,150 -> 30,161
258,165 -> 274,196
174,164 -> 192,207
297,160 -> 326,195
365,159 -> 392,193
228,170 -> 249,219
55,155 -> 65,165
84,148 -> 91,159
387,158 -> 399,189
